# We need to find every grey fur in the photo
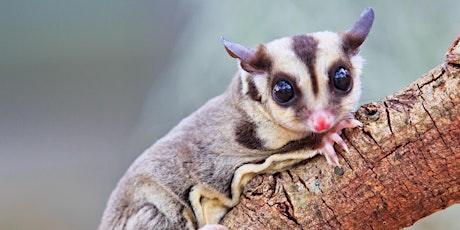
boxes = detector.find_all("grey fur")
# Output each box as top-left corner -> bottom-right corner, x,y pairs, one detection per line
99,76 -> 276,229
99,8 -> 374,230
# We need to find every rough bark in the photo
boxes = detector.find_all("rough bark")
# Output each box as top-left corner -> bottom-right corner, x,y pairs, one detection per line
221,37 -> 460,229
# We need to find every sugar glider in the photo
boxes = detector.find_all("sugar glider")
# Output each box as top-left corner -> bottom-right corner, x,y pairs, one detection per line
99,7 -> 374,230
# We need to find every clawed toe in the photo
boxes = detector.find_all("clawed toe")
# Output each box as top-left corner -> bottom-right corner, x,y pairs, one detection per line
320,117 -> 360,166
330,133 -> 349,153
323,142 -> 340,166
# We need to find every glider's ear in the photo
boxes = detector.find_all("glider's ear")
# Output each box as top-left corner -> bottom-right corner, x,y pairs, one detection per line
222,37 -> 270,74
342,7 -> 374,54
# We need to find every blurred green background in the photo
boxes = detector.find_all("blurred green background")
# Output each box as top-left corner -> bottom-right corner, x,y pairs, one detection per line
1,1 -> 459,229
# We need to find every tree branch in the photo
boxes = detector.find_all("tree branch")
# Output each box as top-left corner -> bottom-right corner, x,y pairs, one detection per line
221,36 -> 460,229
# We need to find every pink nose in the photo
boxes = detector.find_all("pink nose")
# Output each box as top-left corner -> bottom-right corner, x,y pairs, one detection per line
314,116 -> 331,132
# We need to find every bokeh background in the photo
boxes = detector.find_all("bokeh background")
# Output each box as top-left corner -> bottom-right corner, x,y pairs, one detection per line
1,1 -> 459,229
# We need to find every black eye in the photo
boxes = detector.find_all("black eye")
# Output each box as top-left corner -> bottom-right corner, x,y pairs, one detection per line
272,79 -> 295,104
333,67 -> 352,92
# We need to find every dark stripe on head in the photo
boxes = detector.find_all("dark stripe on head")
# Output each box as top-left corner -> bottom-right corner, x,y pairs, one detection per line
246,78 -> 262,102
292,35 -> 319,96
235,120 -> 263,150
